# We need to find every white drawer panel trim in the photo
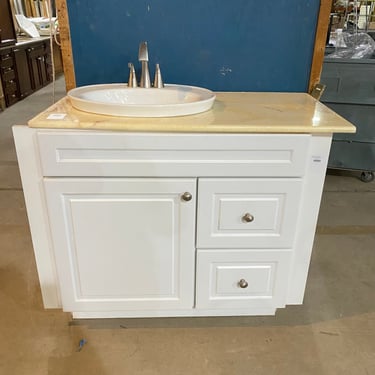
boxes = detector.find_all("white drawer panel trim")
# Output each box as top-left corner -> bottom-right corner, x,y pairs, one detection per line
196,250 -> 291,309
217,196 -> 282,232
215,264 -> 274,296
36,132 -> 310,177
197,178 -> 302,248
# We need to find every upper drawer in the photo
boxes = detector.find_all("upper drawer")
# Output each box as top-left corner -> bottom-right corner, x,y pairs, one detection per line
197,178 -> 303,248
0,56 -> 14,69
4,81 -> 17,94
36,132 -> 310,177
0,50 -> 12,59
26,44 -> 46,58
2,68 -> 16,83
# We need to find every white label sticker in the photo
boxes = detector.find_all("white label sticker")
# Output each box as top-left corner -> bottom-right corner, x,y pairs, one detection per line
47,113 -> 67,120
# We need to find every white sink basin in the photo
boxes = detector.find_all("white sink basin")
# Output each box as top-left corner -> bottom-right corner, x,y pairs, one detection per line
67,83 -> 216,117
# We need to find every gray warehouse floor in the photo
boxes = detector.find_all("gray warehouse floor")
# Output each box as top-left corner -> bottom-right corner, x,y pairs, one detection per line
0,76 -> 374,374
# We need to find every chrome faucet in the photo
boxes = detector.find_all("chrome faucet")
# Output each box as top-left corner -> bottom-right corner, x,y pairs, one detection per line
138,41 -> 151,88
127,42 -> 164,88
127,63 -> 137,88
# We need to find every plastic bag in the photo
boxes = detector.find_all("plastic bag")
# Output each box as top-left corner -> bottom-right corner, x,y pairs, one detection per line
329,32 -> 375,59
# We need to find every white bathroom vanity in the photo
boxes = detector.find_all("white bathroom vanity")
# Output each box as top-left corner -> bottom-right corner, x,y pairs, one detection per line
13,92 -> 355,318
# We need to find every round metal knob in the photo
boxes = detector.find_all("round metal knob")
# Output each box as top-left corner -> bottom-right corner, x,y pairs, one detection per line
241,213 -> 254,223
181,192 -> 192,202
238,279 -> 249,289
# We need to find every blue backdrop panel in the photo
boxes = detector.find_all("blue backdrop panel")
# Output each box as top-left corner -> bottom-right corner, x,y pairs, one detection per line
66,0 -> 320,92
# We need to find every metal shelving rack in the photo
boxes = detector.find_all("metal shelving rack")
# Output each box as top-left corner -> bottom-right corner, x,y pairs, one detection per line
321,1 -> 375,182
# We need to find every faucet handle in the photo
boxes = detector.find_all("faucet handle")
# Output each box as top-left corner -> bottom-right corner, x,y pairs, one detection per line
127,62 -> 137,87
153,63 -> 164,88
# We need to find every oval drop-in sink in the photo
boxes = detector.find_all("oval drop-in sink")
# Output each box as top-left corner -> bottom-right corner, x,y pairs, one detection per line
67,83 -> 216,117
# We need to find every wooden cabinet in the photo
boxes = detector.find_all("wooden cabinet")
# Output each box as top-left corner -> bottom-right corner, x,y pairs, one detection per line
0,0 -> 17,46
13,129 -> 332,318
0,47 -> 18,106
0,38 -> 52,107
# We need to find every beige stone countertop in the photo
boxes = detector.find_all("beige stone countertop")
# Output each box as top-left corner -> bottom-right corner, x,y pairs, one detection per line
28,92 -> 356,134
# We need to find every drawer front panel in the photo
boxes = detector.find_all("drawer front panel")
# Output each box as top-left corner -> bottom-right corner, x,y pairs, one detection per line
0,56 -> 14,69
3,77 -> 16,88
27,44 -> 46,58
5,92 -> 18,106
4,81 -> 17,94
2,68 -> 15,82
197,178 -> 302,248
0,51 -> 12,60
196,250 -> 291,309
36,132 -> 310,177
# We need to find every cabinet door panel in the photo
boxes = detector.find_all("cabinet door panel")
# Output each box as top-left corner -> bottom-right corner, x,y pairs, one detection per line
44,178 -> 196,312
26,44 -> 50,90
13,48 -> 33,98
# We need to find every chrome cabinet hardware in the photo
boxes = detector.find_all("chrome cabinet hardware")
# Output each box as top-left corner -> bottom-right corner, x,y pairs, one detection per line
241,213 -> 254,223
238,279 -> 249,288
181,192 -> 193,202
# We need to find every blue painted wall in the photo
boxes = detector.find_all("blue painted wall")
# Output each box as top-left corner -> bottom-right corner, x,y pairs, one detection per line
66,0 -> 320,92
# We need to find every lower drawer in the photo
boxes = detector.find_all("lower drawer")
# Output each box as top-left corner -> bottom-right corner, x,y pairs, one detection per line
2,68 -> 16,82
4,81 -> 17,93
5,92 -> 18,106
195,249 -> 291,310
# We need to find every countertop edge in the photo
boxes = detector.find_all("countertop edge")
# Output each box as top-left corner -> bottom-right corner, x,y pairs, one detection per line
27,94 -> 357,134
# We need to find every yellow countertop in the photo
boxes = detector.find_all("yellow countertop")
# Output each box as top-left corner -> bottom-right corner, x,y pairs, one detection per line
28,92 -> 356,134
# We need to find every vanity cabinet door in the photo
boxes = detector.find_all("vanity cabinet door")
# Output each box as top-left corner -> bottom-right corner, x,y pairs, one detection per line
26,42 -> 51,90
13,47 -> 33,99
44,178 -> 196,313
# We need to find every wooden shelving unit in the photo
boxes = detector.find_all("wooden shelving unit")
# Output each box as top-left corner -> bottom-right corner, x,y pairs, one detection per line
22,0 -> 54,18
331,0 -> 375,31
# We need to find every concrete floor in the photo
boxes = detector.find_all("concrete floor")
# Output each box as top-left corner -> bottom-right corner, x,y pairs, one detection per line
0,76 -> 374,374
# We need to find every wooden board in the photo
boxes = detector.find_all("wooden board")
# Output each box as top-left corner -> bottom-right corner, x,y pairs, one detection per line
56,0 -> 75,90
309,0 -> 333,93
56,0 -> 333,93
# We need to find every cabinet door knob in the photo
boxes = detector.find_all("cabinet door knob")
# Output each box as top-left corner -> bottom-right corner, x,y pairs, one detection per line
238,279 -> 249,288
241,213 -> 254,223
181,192 -> 192,202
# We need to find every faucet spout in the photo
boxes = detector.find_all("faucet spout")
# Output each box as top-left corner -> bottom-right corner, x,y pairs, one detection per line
138,42 -> 151,88
127,63 -> 137,87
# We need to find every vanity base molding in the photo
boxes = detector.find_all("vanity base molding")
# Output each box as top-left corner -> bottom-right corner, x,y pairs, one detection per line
72,308 -> 277,319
